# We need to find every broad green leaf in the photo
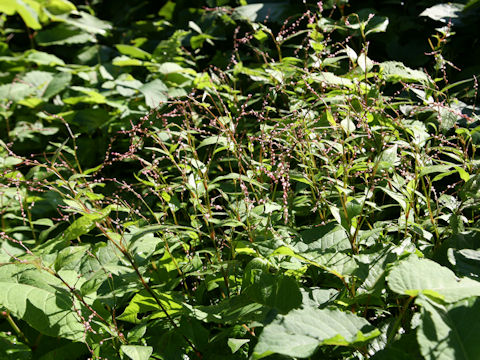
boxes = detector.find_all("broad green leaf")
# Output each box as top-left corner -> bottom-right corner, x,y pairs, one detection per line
117,290 -> 184,324
42,0 -> 76,15
123,227 -> 160,265
417,296 -> 480,360
387,256 -> 480,302
62,207 -> 112,242
438,107 -> 458,131
44,71 -> 72,98
253,306 -> 380,359
54,244 -> 90,271
121,345 -> 153,360
419,164 -> 453,177
116,44 -> 151,60
295,223 -> 350,253
157,62 -> 191,74
59,108 -> 110,132
24,50 -> 65,65
63,86 -> 107,104
112,55 -> 143,66
139,79 -> 168,108
381,61 -> 428,83
272,246 -> 348,279
0,155 -> 23,169
378,144 -> 398,170
187,295 -> 266,324
228,338 -> 250,354
233,2 -> 289,22
460,174 -> 480,200
355,245 -> 398,294
197,135 -> 231,149
340,117 -> 355,135
242,262 -> 302,314
344,10 -> 389,37
0,83 -> 35,101
36,23 -> 95,45
1,0 -> 41,29
0,265 -> 85,341
420,3 -> 464,23
312,72 -> 354,88
19,70 -> 71,100
364,15 -> 389,36
403,120 -> 430,146
358,52 -> 374,72
55,11 -> 111,35
448,248 -> 480,279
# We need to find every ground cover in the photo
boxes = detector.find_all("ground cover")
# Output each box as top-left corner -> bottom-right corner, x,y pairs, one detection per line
1,1 -> 480,359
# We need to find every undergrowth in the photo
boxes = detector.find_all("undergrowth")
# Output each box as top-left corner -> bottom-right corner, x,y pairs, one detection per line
1,1 -> 480,359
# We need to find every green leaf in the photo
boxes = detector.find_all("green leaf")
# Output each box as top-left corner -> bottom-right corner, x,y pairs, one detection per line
420,3 -> 464,23
378,144 -> 398,170
0,332 -> 31,360
42,0 -> 76,15
0,264 -> 85,341
139,79 -> 168,108
59,108 -> 110,132
448,248 -> 480,279
121,345 -> 153,360
44,71 -> 72,98
295,224 -> 351,253
438,107 -> 458,131
381,61 -> 428,83
312,72 -> 354,88
55,11 -> 111,35
233,2 -> 289,22
117,290 -> 184,324
24,50 -> 65,66
116,44 -> 151,60
253,306 -> 380,359
19,70 -> 71,100
34,342 -> 87,360
345,10 -> 389,36
417,296 -> 480,360
387,256 -> 480,302
112,55 -> 144,67
62,207 -> 112,242
0,83 -> 35,101
242,261 -> 302,314
36,23 -> 96,45
0,0 -> 42,29
460,174 -> 480,200
227,338 -> 250,354
364,15 -> 389,36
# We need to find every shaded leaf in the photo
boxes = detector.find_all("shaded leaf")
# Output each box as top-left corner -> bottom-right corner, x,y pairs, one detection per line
0,265 -> 85,341
417,296 -> 480,360
253,306 -> 380,359
36,23 -> 95,45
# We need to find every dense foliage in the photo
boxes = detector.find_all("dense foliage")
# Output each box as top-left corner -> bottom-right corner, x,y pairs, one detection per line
1,0 -> 480,359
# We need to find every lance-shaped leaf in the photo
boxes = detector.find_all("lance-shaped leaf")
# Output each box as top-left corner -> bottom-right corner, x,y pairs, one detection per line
253,306 -> 380,359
